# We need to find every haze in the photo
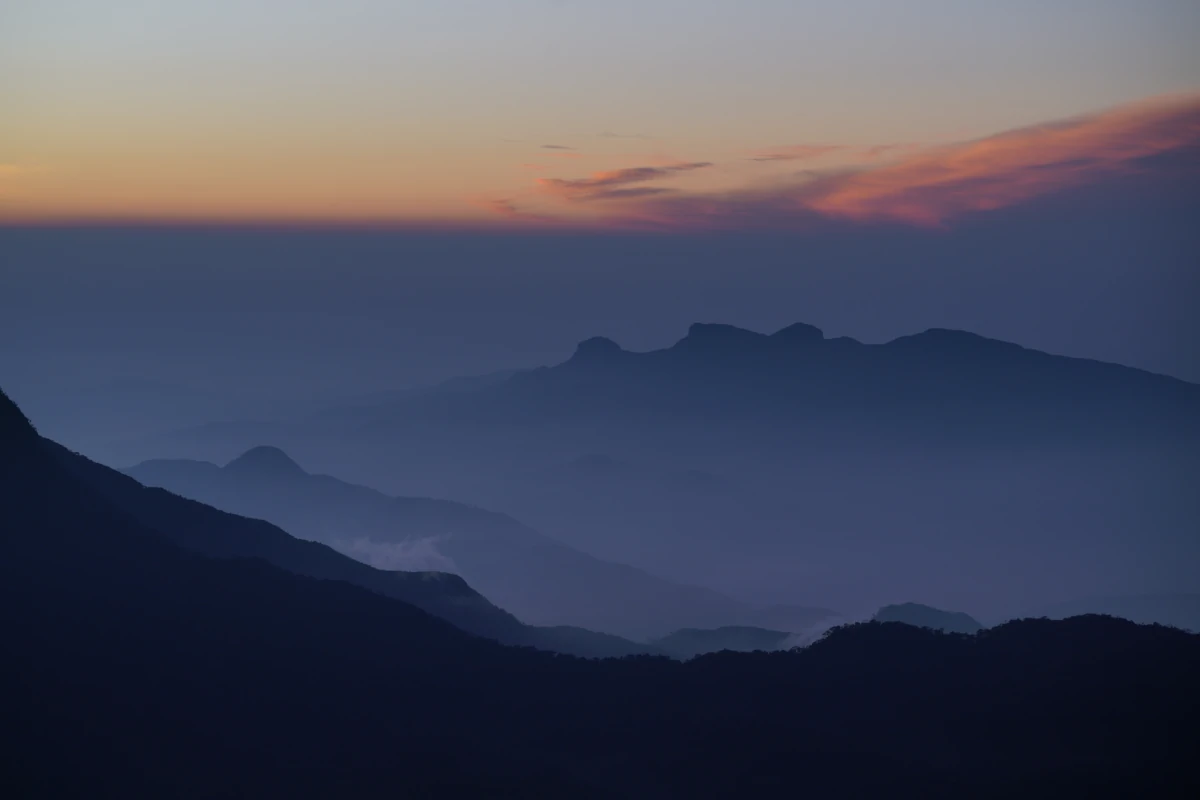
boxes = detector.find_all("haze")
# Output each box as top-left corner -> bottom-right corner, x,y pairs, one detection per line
2,4 -> 1199,795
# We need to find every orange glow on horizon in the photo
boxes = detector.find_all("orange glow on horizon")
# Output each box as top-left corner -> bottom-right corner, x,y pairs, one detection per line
3,94 -> 1197,231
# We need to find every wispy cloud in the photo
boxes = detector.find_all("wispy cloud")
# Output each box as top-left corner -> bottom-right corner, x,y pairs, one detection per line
581,187 -> 676,202
748,143 -> 919,163
804,94 -> 1200,225
749,145 -> 847,162
860,143 -> 921,160
537,162 -> 712,201
541,144 -> 575,150
618,94 -> 1200,228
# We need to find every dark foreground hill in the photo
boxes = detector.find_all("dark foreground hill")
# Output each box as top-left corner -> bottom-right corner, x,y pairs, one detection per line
3,387 -> 1198,798
1019,593 -> 1200,632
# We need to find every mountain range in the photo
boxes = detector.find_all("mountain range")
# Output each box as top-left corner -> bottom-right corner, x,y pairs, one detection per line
39,436 -> 654,658
97,321 -> 1199,620
4,385 -> 1199,797
124,445 -> 835,639
365,320 -> 1199,443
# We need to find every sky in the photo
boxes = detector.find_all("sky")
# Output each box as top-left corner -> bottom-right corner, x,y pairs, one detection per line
1,0 -> 1198,414
3,0 -> 1199,227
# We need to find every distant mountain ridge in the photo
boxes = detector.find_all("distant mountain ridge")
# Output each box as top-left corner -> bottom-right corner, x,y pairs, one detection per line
874,603 -> 984,634
41,438 -> 652,657
75,320 -> 1200,620
109,319 -> 1200,452
455,320 -> 1199,441
651,626 -> 792,660
125,447 -> 815,639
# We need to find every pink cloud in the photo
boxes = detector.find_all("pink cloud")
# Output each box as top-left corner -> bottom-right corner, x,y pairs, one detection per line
623,94 -> 1200,228
537,162 -> 713,201
859,143 -> 921,160
806,95 -> 1200,225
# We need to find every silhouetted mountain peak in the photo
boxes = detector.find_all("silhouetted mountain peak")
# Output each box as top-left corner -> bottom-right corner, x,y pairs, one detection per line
0,388 -> 40,455
224,446 -> 307,477
675,323 -> 768,352
571,336 -> 625,362
888,327 -> 1025,356
771,321 -> 825,343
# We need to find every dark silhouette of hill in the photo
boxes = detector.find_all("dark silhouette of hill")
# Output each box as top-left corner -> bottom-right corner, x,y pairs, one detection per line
874,602 -> 985,634
3,386 -> 1200,797
125,448 -> 783,639
1017,593 -> 1200,633
43,442 -> 648,658
651,626 -> 791,660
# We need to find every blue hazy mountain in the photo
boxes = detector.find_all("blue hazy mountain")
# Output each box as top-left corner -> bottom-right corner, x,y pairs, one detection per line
40,440 -> 651,657
874,603 -> 985,634
125,447 -> 826,639
66,322 -> 1200,622
650,626 -> 792,660
376,321 -> 1197,443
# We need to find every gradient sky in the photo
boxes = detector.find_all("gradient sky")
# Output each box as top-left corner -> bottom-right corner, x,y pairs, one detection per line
3,0 -> 1199,226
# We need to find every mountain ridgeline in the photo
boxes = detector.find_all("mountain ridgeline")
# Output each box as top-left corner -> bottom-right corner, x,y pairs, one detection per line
874,603 -> 985,634
650,626 -> 793,660
43,439 -> 650,658
387,320 -> 1199,442
3,386 -> 1200,797
125,446 -> 832,639
89,321 -> 1200,621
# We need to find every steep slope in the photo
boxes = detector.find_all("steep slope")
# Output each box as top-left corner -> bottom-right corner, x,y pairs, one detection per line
3,387 -> 1200,798
125,449 -> 768,639
48,440 -> 649,657
0,388 -> 579,796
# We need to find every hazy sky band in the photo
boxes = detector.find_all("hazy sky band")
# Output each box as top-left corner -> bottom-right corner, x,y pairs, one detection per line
2,0 -> 1198,226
